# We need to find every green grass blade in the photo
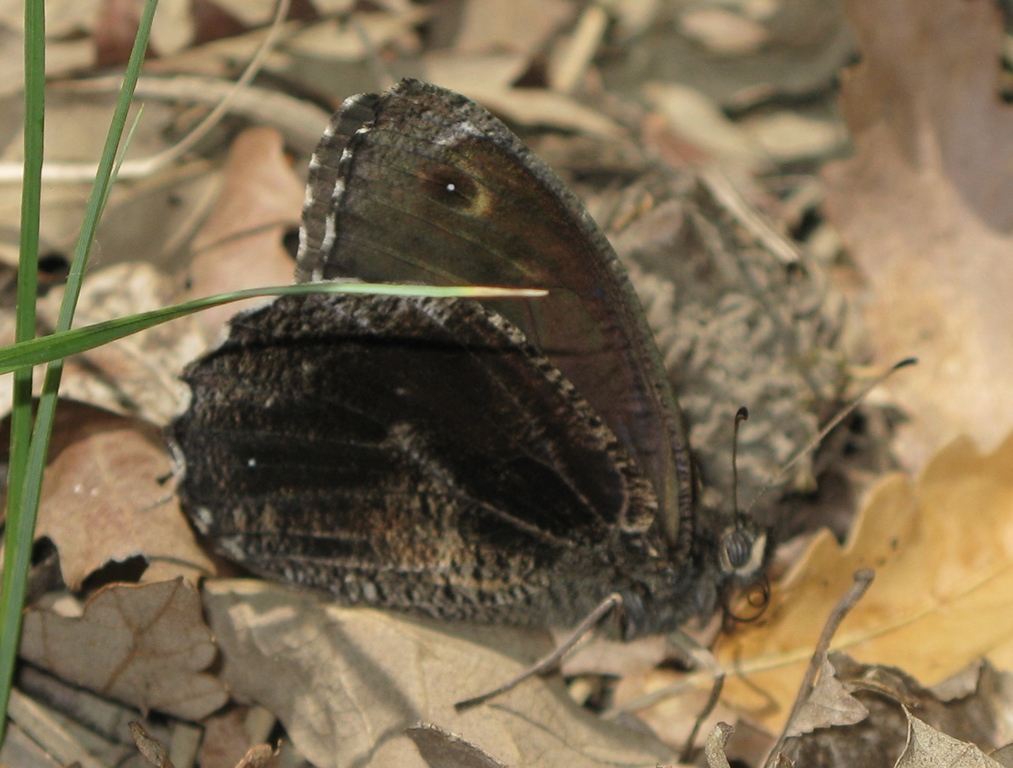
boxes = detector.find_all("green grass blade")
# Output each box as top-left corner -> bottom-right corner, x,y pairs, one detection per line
0,0 -> 48,746
0,0 -> 160,746
0,282 -> 547,374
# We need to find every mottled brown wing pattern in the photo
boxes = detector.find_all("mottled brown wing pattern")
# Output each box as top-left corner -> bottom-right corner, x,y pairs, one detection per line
174,293 -> 670,626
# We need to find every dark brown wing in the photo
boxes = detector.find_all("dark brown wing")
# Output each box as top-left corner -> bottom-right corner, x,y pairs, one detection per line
173,293 -> 661,624
296,79 -> 694,552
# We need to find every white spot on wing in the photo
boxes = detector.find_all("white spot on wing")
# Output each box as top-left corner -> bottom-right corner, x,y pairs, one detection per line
321,213 -> 337,256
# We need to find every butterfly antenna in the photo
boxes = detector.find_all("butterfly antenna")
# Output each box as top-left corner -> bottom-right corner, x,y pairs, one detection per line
732,406 -> 750,515
744,357 -> 917,515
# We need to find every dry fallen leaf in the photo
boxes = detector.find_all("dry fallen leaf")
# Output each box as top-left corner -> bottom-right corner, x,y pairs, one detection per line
449,0 -> 574,55
678,7 -> 768,55
785,656 -> 869,739
712,431 -> 1013,731
822,0 -> 1013,468
782,655 -> 1013,766
406,723 -> 507,768
202,579 -> 676,768
285,11 -> 429,63
704,722 -> 739,768
20,579 -> 228,721
37,262 -> 207,424
642,81 -> 762,162
182,126 -> 304,339
897,710 -> 1002,768
27,401 -> 213,588
418,68 -> 625,137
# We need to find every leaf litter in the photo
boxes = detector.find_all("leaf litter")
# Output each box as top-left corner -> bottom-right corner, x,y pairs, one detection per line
20,579 -> 227,721
203,579 -> 675,768
4,0 -> 1013,767
18,401 -> 214,589
713,433 -> 1013,731
823,0 -> 1013,468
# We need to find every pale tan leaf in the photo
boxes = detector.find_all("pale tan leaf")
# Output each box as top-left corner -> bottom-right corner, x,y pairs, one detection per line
20,579 -> 228,721
407,723 -> 506,768
451,0 -> 574,55
30,401 -> 213,588
715,433 -> 1013,731
418,57 -> 624,137
642,82 -> 762,162
740,111 -> 847,163
38,263 -> 207,424
203,580 -> 675,768
678,8 -> 768,55
786,656 -> 869,738
148,0 -> 195,54
180,126 -> 303,339
822,0 -> 1013,467
284,10 -> 430,61
896,710 -> 1002,768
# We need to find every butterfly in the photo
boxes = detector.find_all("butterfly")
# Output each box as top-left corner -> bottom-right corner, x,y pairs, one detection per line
172,79 -> 768,638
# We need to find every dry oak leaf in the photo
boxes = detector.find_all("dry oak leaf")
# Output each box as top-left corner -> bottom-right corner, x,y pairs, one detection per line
896,710 -> 1002,768
784,656 -> 869,739
713,431 -> 1013,731
181,126 -> 303,340
20,579 -> 228,721
37,262 -> 207,425
28,401 -> 214,588
822,0 -> 1013,468
203,579 -> 675,768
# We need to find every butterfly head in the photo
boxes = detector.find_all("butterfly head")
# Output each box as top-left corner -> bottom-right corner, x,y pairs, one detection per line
700,506 -> 773,626
717,518 -> 767,581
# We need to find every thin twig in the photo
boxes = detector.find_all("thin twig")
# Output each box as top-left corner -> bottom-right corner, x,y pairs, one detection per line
763,568 -> 875,768
455,594 -> 622,710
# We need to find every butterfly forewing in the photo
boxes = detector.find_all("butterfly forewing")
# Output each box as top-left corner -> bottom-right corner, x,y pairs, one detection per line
296,80 -> 694,550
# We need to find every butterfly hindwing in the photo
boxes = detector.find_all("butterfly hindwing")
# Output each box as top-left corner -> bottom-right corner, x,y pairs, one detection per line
174,293 -> 661,624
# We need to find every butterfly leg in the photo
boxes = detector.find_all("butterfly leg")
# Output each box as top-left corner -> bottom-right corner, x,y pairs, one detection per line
454,593 -> 624,710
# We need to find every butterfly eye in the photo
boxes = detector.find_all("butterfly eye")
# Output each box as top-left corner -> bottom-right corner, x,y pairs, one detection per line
719,527 -> 766,577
